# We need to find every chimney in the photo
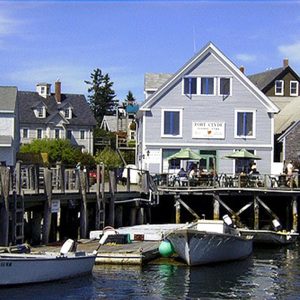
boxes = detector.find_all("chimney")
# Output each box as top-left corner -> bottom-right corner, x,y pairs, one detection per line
283,58 -> 289,68
55,80 -> 61,103
239,66 -> 245,74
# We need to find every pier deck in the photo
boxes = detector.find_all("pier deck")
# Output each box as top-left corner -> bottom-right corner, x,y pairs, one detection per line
32,239 -> 161,265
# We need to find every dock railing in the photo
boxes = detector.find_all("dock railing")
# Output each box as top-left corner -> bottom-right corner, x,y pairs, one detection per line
153,172 -> 300,190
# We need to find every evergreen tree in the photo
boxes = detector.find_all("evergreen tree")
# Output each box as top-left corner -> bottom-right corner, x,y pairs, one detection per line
85,68 -> 117,125
125,90 -> 135,105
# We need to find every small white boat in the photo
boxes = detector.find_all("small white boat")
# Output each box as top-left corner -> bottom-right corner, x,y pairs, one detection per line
0,239 -> 97,285
239,229 -> 299,245
167,217 -> 253,266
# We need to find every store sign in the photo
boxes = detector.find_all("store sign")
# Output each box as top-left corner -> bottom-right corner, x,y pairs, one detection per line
192,121 -> 225,139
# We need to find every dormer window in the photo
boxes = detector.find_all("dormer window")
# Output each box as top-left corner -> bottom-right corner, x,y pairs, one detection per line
64,108 -> 72,119
275,80 -> 284,96
36,83 -> 51,98
36,106 -> 46,118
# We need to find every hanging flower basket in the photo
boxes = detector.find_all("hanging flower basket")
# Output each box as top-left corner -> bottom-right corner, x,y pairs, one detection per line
129,121 -> 136,131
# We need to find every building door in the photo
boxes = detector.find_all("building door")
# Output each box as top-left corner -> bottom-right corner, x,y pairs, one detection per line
199,150 -> 217,173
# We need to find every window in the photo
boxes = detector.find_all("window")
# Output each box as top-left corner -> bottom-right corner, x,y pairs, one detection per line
80,130 -> 85,140
23,128 -> 28,139
183,77 -> 197,95
41,86 -> 45,94
290,81 -> 299,96
37,129 -> 43,139
162,109 -> 182,137
65,109 -> 70,119
219,78 -> 231,96
275,80 -> 284,95
200,77 -> 214,95
37,107 -> 44,118
66,130 -> 72,140
235,111 -> 255,138
55,128 -> 60,139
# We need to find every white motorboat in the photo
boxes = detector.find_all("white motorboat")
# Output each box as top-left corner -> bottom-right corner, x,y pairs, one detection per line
239,228 -> 299,245
0,239 -> 97,285
167,217 -> 253,266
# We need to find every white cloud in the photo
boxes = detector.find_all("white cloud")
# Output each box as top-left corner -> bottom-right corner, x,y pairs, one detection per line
0,14 -> 16,36
236,53 -> 257,63
278,42 -> 300,63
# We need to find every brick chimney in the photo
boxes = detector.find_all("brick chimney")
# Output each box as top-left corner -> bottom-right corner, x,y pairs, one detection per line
239,66 -> 245,74
55,80 -> 61,103
283,58 -> 289,68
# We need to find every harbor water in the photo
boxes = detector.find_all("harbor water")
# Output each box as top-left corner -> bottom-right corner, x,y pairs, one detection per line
1,244 -> 300,299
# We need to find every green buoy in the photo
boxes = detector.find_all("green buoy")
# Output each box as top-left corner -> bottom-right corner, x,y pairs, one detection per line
159,240 -> 175,257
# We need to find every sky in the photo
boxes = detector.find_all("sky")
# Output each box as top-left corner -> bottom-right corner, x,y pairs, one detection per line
1,0 -> 300,103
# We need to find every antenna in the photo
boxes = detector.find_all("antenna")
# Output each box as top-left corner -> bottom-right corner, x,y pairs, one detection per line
193,26 -> 196,54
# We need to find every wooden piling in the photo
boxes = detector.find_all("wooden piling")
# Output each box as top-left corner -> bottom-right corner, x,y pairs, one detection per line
175,195 -> 181,224
79,169 -> 88,238
108,170 -> 116,227
126,167 -> 130,192
213,194 -> 220,220
95,163 -> 105,230
43,168 -> 52,244
115,205 -> 123,228
0,166 -> 10,246
15,161 -> 21,196
292,196 -> 298,232
57,162 -> 65,193
254,196 -> 259,230
136,207 -> 144,225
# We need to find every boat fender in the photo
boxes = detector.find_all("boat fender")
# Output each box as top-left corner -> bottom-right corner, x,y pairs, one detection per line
60,239 -> 75,256
159,240 -> 175,257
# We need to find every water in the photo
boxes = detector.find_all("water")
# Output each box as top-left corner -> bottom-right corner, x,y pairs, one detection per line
1,244 -> 300,299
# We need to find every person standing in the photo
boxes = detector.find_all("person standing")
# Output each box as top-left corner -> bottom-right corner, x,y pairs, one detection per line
286,160 -> 294,187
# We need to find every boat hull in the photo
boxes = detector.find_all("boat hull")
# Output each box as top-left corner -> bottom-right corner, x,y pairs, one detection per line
0,252 -> 96,285
239,229 -> 299,245
168,229 -> 253,266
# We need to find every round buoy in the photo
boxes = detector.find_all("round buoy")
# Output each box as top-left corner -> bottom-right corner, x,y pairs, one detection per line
159,240 -> 175,257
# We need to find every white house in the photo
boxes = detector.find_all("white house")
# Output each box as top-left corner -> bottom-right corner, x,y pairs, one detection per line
136,42 -> 279,175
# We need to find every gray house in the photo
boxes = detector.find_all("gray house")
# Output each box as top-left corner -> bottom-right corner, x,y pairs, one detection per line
19,81 -> 97,154
137,42 -> 279,175
0,87 -> 19,166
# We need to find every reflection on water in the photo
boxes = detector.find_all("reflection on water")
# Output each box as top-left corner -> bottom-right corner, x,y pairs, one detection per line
0,244 -> 300,299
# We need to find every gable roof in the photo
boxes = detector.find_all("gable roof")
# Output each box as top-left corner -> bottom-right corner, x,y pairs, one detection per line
248,67 -> 284,91
100,115 -> 128,132
0,86 -> 17,112
18,91 -> 97,126
144,73 -> 173,91
140,42 -> 279,113
248,65 -> 300,93
275,96 -> 300,135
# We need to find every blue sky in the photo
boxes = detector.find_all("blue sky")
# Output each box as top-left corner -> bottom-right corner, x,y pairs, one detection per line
1,1 -> 300,103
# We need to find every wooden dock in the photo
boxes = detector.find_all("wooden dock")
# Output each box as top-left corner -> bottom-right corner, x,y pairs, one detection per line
31,239 -> 161,265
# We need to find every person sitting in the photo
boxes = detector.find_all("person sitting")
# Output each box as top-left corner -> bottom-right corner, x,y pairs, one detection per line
249,163 -> 259,175
177,168 -> 188,186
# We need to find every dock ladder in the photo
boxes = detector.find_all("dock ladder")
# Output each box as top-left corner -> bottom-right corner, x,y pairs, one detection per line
12,191 -> 24,245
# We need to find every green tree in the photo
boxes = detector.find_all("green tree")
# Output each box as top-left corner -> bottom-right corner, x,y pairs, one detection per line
19,139 -> 95,167
85,68 -> 117,125
95,146 -> 122,170
125,90 -> 135,105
